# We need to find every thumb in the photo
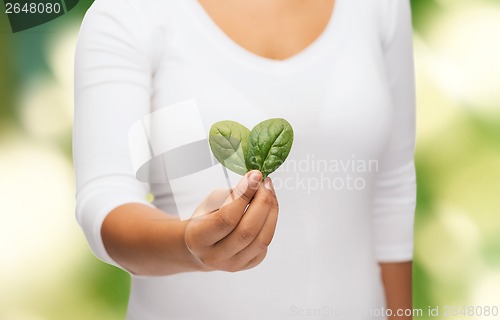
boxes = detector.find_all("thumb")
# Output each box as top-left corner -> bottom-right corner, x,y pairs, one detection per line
192,170 -> 262,246
221,170 -> 262,211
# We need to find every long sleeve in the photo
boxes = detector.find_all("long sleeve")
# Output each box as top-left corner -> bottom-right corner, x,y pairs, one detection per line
73,0 -> 154,268
372,0 -> 416,262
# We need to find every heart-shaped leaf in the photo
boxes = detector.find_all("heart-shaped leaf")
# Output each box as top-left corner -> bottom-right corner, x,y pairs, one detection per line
245,118 -> 294,178
209,118 -> 294,178
209,120 -> 250,176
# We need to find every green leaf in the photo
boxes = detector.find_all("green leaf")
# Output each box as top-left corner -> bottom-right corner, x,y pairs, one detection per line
209,120 -> 250,176
245,118 -> 294,178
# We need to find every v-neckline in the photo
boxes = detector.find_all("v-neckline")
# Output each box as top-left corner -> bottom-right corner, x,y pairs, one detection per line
181,0 -> 343,74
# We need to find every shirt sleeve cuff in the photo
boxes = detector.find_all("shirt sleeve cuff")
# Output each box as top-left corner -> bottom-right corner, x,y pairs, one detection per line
75,179 -> 153,272
374,242 -> 414,263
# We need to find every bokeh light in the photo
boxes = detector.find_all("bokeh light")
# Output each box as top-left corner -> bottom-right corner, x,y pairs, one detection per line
427,2 -> 500,111
0,135 -> 82,318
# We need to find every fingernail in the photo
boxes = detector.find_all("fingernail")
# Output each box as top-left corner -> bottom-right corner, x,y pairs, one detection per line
248,170 -> 262,186
264,177 -> 275,193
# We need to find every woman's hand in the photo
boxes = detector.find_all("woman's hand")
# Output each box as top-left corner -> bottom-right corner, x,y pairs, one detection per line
101,170 -> 278,276
185,170 -> 279,273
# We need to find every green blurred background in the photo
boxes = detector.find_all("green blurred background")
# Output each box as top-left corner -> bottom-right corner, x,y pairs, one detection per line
1,0 -> 499,319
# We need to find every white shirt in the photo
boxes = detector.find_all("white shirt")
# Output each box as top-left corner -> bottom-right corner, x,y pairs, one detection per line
73,0 -> 416,319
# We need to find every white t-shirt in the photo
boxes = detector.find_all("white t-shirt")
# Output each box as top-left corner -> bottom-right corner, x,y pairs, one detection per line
73,0 -> 416,319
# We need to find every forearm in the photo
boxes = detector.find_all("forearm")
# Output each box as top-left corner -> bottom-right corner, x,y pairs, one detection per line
101,203 -> 203,276
380,261 -> 413,319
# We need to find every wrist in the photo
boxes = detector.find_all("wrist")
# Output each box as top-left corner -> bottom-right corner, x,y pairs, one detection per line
177,219 -> 208,272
